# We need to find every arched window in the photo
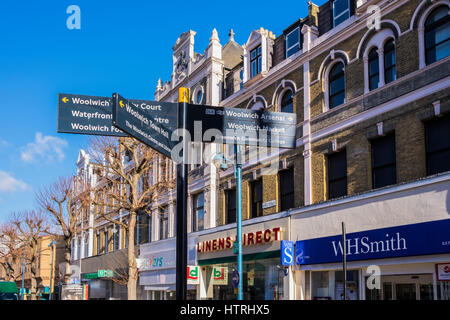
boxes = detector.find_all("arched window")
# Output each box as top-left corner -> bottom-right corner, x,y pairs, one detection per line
329,62 -> 345,109
280,90 -> 293,113
425,6 -> 450,65
368,48 -> 379,91
384,39 -> 396,84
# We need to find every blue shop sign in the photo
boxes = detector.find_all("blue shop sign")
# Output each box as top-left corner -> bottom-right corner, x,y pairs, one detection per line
295,219 -> 450,265
281,241 -> 294,266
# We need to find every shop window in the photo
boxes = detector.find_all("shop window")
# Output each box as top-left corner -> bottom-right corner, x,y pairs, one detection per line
250,179 -> 263,218
311,270 -> 359,300
424,113 -> 450,175
193,192 -> 205,232
250,46 -> 262,78
328,62 -> 345,109
286,27 -> 301,58
437,281 -> 450,300
212,258 -> 285,300
159,206 -> 169,240
333,0 -> 351,27
371,133 -> 397,189
384,39 -> 396,84
280,90 -> 293,113
279,167 -> 294,211
368,48 -> 379,91
425,6 -> 450,65
327,149 -> 347,199
226,188 -> 236,224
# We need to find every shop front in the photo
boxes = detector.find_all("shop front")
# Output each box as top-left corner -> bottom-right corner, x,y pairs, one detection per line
78,249 -> 128,300
291,174 -> 450,300
195,215 -> 293,300
138,236 -> 198,300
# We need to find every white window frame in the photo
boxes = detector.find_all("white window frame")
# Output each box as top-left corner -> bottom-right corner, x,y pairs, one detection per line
278,87 -> 294,113
250,45 -> 262,78
286,27 -> 301,58
362,29 -> 396,93
333,0 -> 351,27
192,85 -> 204,104
417,2 -> 450,69
323,58 -> 346,112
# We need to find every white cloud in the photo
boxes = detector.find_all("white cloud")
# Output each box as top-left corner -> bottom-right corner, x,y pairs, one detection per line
0,170 -> 29,192
0,138 -> 11,147
20,132 -> 68,163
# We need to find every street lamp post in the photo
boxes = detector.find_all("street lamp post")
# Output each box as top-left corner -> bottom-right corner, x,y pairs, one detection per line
48,240 -> 56,300
213,144 -> 243,300
234,144 -> 243,301
21,251 -> 25,300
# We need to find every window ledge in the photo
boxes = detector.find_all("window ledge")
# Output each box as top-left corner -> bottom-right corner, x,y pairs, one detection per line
243,72 -> 266,89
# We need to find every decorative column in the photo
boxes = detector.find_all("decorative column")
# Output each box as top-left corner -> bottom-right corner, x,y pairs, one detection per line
377,47 -> 385,87
418,26 -> 426,69
363,55 -> 370,93
301,24 -> 314,205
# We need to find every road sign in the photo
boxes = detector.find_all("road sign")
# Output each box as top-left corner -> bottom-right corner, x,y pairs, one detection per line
186,104 -> 297,149
111,93 -> 177,158
57,93 -> 128,137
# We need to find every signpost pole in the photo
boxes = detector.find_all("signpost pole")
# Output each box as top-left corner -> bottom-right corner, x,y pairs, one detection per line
235,144 -> 243,300
176,88 -> 189,300
342,221 -> 347,301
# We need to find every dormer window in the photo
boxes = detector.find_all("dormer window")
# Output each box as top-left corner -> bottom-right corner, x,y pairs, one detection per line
333,0 -> 351,27
250,46 -> 262,78
243,28 -> 275,84
286,27 -> 300,58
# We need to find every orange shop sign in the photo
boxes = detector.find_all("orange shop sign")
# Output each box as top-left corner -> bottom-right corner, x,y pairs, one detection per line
197,227 -> 282,253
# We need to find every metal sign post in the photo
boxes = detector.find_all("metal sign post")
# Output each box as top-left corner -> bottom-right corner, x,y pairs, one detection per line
175,88 -> 189,300
342,221 -> 347,301
235,144 -> 243,300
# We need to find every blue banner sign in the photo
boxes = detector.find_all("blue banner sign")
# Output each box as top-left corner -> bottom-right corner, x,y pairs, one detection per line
295,219 -> 450,265
281,241 -> 294,266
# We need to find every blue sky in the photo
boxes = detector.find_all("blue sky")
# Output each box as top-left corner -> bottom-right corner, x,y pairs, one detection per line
0,0 -> 325,222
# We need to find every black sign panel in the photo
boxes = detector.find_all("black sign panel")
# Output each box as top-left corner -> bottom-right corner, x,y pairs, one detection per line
112,93 -> 177,158
186,104 -> 297,149
57,93 -> 128,137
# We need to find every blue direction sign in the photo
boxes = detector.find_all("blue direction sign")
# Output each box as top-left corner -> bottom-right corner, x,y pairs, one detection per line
186,104 -> 297,149
112,93 -> 178,158
57,93 -> 128,137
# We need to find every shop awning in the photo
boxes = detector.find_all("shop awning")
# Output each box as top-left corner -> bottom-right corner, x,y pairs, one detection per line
197,250 -> 280,266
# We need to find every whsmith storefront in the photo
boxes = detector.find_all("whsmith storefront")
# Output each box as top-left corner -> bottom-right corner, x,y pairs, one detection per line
195,214 -> 294,300
291,174 -> 450,300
